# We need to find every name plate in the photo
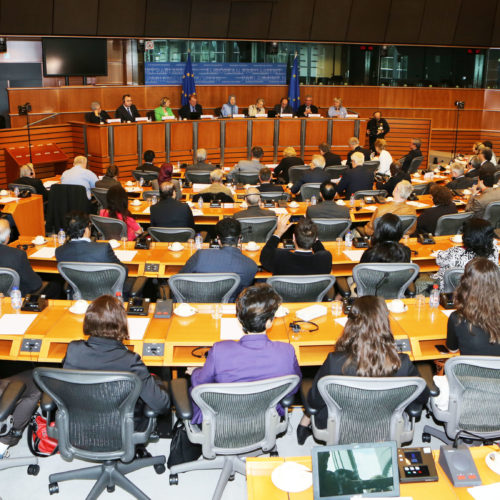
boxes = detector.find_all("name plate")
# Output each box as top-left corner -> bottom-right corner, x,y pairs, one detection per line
135,117 -> 149,122
255,113 -> 267,118
280,113 -> 293,118
232,114 -> 245,118
162,115 -> 176,120
201,114 -> 214,119
307,114 -> 321,118
346,114 -> 358,118
106,118 -> 121,124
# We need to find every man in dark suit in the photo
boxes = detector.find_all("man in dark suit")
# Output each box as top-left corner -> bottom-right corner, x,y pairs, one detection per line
376,162 -> 411,197
334,152 -> 374,199
273,97 -> 294,116
185,148 -> 216,174
306,181 -> 350,219
85,101 -> 110,124
346,137 -> 371,167
137,150 -> 159,173
366,111 -> 390,151
55,211 -> 128,279
179,94 -> 203,120
234,188 -> 276,219
115,94 -> 141,123
95,165 -> 120,189
0,219 -> 42,295
297,95 -> 318,117
477,147 -> 495,172
319,143 -> 341,167
446,163 -> 474,191
13,164 -> 49,201
401,138 -> 423,173
180,217 -> 257,299
150,181 -> 195,229
258,167 -> 284,193
290,155 -> 331,195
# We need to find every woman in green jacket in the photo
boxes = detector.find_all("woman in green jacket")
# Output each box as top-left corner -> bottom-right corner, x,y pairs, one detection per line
154,97 -> 175,121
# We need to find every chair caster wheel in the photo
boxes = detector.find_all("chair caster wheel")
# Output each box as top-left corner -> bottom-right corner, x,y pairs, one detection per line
27,464 -> 40,476
270,451 -> 279,457
154,463 -> 166,474
49,482 -> 59,495
422,433 -> 431,443
107,486 -> 115,493
228,474 -> 235,481
169,474 -> 178,485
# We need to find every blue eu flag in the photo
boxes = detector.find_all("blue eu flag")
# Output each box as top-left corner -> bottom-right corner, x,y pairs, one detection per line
288,54 -> 300,113
181,52 -> 196,107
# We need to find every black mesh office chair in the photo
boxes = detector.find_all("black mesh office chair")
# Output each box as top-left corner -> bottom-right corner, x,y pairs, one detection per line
192,192 -> 234,203
484,201 -> 500,229
168,273 -> 240,303
325,166 -> 348,180
411,183 -> 430,196
407,156 -> 424,174
185,171 -> 212,184
33,368 -> 166,500
362,160 -> 380,174
300,183 -> 321,201
238,216 -> 277,243
232,172 -> 259,185
259,191 -> 289,202
266,275 -> 336,302
132,171 -> 158,183
0,268 -> 20,295
373,214 -> 417,235
90,215 -> 128,240
443,267 -> 464,293
434,212 -> 473,236
142,190 -> 160,201
91,188 -> 109,211
353,189 -> 387,200
311,218 -> 351,241
288,166 -> 309,184
148,227 -> 195,242
8,183 -> 37,194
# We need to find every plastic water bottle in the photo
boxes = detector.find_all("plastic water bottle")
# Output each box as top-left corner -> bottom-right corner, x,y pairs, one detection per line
139,177 -> 144,187
429,284 -> 440,308
195,233 -> 203,250
57,228 -> 66,245
311,195 -> 317,206
198,197 -> 203,211
350,194 -> 355,207
10,287 -> 22,312
345,230 -> 353,248
13,186 -> 20,198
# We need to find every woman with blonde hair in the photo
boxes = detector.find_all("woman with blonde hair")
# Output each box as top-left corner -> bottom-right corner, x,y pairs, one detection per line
154,96 -> 175,121
328,97 -> 347,118
273,146 -> 304,183
372,138 -> 393,176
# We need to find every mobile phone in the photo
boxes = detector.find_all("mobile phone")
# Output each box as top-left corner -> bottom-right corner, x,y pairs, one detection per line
434,344 -> 449,354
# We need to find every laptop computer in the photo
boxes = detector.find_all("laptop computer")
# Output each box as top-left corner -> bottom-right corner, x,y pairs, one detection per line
311,441 -> 400,500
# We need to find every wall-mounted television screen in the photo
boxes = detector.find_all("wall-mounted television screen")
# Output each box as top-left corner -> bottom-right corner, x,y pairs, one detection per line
42,38 -> 107,77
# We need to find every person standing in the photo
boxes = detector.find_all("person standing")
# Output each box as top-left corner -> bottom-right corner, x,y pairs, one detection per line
366,111 -> 390,151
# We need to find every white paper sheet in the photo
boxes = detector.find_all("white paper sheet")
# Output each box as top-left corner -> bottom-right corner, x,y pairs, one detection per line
142,207 -> 150,214
363,205 -> 377,211
334,316 -> 348,327
43,180 -> 59,189
270,208 -> 288,215
441,309 -> 456,317
468,483 -> 500,500
127,317 -> 151,340
0,314 -> 38,335
192,209 -> 204,216
342,249 -> 365,261
0,197 -> 19,203
221,304 -> 236,315
296,305 -> 327,321
30,247 -> 56,259
113,250 -> 137,262
220,317 -> 245,340
407,201 -> 430,208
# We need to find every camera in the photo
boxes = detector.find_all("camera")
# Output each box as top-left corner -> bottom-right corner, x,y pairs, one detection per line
18,102 -> 32,115
454,101 -> 465,110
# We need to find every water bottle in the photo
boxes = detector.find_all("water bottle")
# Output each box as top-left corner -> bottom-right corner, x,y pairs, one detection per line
57,228 -> 66,245
345,230 -> 353,248
429,284 -> 440,308
13,186 -> 20,198
198,197 -> 203,211
311,195 -> 317,206
10,287 -> 22,312
350,194 -> 355,207
151,195 -> 158,205
139,177 -> 144,187
195,233 -> 203,250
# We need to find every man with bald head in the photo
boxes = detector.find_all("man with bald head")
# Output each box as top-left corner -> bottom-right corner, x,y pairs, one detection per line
233,187 -> 276,219
61,156 -> 98,199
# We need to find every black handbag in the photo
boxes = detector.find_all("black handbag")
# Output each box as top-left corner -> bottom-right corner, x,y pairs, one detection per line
167,419 -> 202,468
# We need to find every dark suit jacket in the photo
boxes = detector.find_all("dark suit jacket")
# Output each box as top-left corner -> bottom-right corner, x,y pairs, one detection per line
233,205 -> 276,219
179,103 -> 203,120
366,117 -> 390,138
323,151 -> 342,167
258,183 -> 284,193
446,176 -> 474,191
335,166 -> 374,198
291,168 -> 332,194
185,162 -> 216,173
376,171 -> 411,197
0,244 -> 42,295
115,104 -> 140,122
346,146 -> 371,167
55,240 -> 128,278
63,336 -> 169,415
401,148 -> 422,172
273,104 -> 294,115
297,104 -> 319,117
273,156 -> 304,183
85,110 -> 110,124
306,200 -> 350,219
13,176 -> 48,201
465,167 -> 481,178
416,203 -> 458,235
150,197 -> 195,229
260,235 -> 332,275
95,176 -> 120,189
137,162 -> 160,173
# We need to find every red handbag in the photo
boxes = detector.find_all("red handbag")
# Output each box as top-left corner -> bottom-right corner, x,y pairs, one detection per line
27,413 -> 58,457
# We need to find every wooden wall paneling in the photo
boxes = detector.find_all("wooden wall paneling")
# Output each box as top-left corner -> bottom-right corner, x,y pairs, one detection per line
144,0 -> 191,38
197,120 -> 220,149
141,122 -> 166,155
224,120 -> 247,148
331,120 -> 357,147
227,1 -> 272,39
310,0 -> 351,42
251,119 -> 274,148
345,0 -> 391,43
97,0 -> 147,36
278,119 -> 301,148
0,0 -> 53,34
189,0 -> 231,38
86,125 -> 108,157
453,0 -> 497,46
418,0 -> 462,46
303,119 -> 328,159
170,121 -> 194,164
52,0 -> 99,35
267,0 -> 315,40
385,0 -> 425,45
113,125 -> 139,157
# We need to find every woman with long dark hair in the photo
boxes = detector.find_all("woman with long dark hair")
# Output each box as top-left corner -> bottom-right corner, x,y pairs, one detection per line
296,296 -> 429,444
446,257 -> 500,355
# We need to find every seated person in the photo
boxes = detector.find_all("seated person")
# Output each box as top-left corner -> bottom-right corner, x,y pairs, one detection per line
290,155 -> 331,195
227,146 -> 264,182
260,215 -> 332,275
327,97 -> 347,118
99,185 -> 143,241
152,163 -> 182,200
465,166 -> 500,218
433,217 -> 499,290
364,181 -> 417,237
446,257 -> 500,356
95,165 -> 120,189
61,156 -> 98,199
180,218 -> 258,299
115,94 -> 140,123
185,148 -> 216,173
0,219 -> 42,295
465,154 -> 482,178
221,95 -> 238,117
482,140 -> 497,165
154,96 -> 175,121
13,163 -> 49,201
346,137 -> 371,167
55,211 -> 128,279
334,152 -> 374,199
297,95 -> 318,117
375,161 -> 410,197
306,181 -> 350,219
198,169 -> 233,200
273,146 -> 304,184
137,150 -> 159,173
319,142 -> 341,167
188,284 -> 301,424
63,295 -> 170,430
416,184 -> 457,235
371,139 -> 392,176
258,167 -> 283,193
446,162 -> 474,192
233,187 -> 276,219
401,138 -> 422,173
273,97 -> 294,116
360,213 -> 411,263
85,101 -> 110,124
151,182 -> 195,229
248,98 -> 266,117
179,93 -> 203,120
297,296 -> 429,441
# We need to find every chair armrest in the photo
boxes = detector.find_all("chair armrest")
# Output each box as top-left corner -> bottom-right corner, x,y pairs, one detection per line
405,402 -> 423,419
0,381 -> 25,421
280,393 -> 296,409
335,277 -> 351,298
406,281 -> 416,298
41,392 -> 56,413
417,362 -> 440,397
130,276 -> 147,298
170,378 -> 193,421
300,378 -> 318,416
144,405 -> 160,419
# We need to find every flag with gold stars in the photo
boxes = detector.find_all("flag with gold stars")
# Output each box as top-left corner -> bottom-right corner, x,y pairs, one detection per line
288,53 -> 300,113
181,52 -> 196,107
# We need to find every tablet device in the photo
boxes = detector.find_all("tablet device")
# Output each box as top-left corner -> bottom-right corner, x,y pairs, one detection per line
312,441 -> 399,500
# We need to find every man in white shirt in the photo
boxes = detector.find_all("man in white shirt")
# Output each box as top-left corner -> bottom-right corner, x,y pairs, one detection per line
61,156 -> 98,199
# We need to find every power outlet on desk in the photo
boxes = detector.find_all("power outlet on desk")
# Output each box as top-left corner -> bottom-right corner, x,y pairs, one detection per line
21,339 -> 42,353
395,337 -> 411,353
143,343 -> 164,357
145,262 -> 160,273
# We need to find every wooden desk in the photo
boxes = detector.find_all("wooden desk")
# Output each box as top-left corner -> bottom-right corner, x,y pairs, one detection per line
0,194 -> 44,237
